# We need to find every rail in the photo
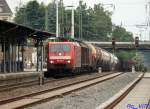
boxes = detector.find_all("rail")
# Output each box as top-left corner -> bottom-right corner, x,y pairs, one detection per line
0,73 -> 121,109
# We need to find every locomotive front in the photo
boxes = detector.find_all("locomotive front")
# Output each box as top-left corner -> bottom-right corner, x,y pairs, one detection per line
47,42 -> 74,73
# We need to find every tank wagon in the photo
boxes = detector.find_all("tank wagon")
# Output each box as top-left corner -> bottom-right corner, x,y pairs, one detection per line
46,38 -> 119,76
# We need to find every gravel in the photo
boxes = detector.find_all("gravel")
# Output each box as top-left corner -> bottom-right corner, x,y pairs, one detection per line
25,72 -> 141,109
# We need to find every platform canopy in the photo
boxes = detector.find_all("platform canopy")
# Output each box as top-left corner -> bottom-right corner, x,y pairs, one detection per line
0,20 -> 56,73
0,20 -> 55,43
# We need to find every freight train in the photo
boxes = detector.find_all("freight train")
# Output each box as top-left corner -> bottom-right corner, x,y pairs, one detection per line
46,37 -> 119,76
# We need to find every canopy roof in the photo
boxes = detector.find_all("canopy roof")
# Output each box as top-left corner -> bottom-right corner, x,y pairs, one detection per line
0,20 -> 55,43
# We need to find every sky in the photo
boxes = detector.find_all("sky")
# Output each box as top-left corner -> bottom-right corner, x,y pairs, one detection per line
6,0 -> 149,40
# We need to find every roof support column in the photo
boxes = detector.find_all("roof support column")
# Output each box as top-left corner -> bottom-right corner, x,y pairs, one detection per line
21,44 -> 24,72
17,44 -> 21,72
3,38 -> 6,73
39,40 -> 44,85
36,40 -> 40,72
12,43 -> 15,72
0,42 -> 2,73
12,43 -> 17,72
14,43 -> 17,72
8,42 -> 12,72
40,41 -> 43,72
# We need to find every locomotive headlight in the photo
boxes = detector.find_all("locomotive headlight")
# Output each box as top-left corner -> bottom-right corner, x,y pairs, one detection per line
50,60 -> 54,64
67,60 -> 71,63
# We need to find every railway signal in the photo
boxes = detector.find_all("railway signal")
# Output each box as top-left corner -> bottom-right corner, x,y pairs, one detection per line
112,38 -> 115,54
135,37 -> 139,47
112,38 -> 116,47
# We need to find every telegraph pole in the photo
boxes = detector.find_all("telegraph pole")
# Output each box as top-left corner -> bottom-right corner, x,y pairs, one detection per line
146,1 -> 150,40
149,1 -> 150,41
79,0 -> 83,40
71,1 -> 74,38
45,7 -> 48,31
60,0 -> 64,37
56,0 -> 59,37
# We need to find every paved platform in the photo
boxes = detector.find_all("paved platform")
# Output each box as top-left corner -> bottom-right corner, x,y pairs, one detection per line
143,72 -> 150,78
114,77 -> 150,109
0,71 -> 41,80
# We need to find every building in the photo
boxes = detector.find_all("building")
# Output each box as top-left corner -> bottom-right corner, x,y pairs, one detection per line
0,0 -> 13,72
0,0 -> 12,21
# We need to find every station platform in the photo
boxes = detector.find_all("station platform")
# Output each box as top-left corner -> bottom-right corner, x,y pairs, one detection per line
0,71 -> 42,81
143,72 -> 150,78
114,73 -> 150,109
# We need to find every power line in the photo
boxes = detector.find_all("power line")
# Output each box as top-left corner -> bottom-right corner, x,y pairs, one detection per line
115,2 -> 146,5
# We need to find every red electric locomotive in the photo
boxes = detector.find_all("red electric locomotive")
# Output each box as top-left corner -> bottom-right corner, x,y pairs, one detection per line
47,41 -> 83,75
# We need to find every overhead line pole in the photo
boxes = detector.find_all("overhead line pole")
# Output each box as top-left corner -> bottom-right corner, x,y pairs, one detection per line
60,0 -> 64,37
146,1 -> 150,41
149,1 -> 150,41
45,7 -> 48,31
79,0 -> 83,40
71,1 -> 74,39
56,0 -> 59,37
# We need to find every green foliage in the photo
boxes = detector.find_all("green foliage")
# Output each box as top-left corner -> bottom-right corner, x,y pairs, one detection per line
14,0 -> 45,30
133,52 -> 144,65
14,1 -> 133,41
134,52 -> 145,71
91,4 -> 112,41
14,6 -> 26,24
116,50 -> 136,61
47,1 -> 56,33
74,2 -> 112,41
112,26 -> 134,42
116,50 -> 145,71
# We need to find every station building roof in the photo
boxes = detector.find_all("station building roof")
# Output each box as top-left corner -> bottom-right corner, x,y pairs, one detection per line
0,20 -> 55,43
0,0 -> 12,15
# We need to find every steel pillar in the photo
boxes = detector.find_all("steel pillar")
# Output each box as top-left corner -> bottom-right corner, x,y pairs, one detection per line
3,39 -> 6,73
9,42 -> 12,72
21,45 -> 24,72
36,40 -> 39,72
14,43 -> 17,72
0,42 -> 2,73
17,45 -> 20,72
40,42 -> 43,72
11,43 -> 17,72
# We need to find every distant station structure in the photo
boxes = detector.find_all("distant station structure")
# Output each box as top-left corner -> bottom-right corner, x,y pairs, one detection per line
0,0 -> 12,21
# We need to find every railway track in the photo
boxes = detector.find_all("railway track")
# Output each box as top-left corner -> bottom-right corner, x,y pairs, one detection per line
97,73 -> 144,109
0,77 -> 60,92
0,80 -> 39,92
0,72 -> 114,92
0,72 -> 121,109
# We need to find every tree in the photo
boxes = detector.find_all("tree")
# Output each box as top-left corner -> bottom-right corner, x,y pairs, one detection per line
133,52 -> 144,71
116,50 -> 145,71
46,0 -> 65,35
112,26 -> 134,42
14,0 -> 133,42
47,1 -> 56,33
116,50 -> 135,61
91,4 -> 112,41
74,2 -> 112,41
14,5 -> 26,25
14,0 -> 45,30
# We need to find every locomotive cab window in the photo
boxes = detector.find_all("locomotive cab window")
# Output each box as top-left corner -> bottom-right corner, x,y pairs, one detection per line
50,44 -> 70,52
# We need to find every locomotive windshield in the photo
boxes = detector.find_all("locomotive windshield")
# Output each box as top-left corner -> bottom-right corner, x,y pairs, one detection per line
50,44 -> 70,52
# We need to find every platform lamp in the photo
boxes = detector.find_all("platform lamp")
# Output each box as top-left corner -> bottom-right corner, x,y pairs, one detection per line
112,37 -> 116,55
